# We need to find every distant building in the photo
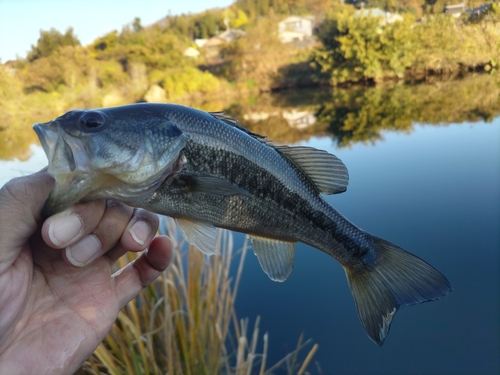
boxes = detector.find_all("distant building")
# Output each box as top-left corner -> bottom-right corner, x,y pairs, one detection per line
278,16 -> 314,44
194,39 -> 208,48
217,28 -> 246,43
354,8 -> 404,24
183,47 -> 200,58
202,28 -> 246,64
444,3 -> 467,17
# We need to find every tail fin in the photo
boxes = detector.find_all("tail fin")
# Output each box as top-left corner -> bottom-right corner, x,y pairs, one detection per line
344,235 -> 452,346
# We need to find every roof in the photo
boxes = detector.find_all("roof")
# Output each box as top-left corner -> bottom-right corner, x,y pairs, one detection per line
183,47 -> 200,58
217,28 -> 246,43
354,8 -> 404,23
279,15 -> 314,25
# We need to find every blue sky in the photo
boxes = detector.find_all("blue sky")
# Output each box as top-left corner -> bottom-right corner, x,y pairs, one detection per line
0,0 -> 234,62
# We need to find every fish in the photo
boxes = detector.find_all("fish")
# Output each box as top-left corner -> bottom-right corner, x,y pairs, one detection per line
33,103 -> 452,346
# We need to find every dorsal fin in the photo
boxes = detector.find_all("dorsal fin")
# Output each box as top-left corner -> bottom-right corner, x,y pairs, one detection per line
210,111 -> 239,125
209,112 -> 268,141
210,112 -> 348,194
274,145 -> 349,195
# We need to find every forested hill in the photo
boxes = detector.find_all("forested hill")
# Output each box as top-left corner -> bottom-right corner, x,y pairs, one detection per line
1,0 -> 498,107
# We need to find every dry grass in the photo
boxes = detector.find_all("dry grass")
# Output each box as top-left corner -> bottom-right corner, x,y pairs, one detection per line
80,217 -> 318,375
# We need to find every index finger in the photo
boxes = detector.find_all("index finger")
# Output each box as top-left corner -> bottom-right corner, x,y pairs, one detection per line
41,200 -> 106,249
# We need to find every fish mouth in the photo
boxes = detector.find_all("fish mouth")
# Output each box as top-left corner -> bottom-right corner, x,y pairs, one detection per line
33,121 -> 89,174
33,122 -> 58,162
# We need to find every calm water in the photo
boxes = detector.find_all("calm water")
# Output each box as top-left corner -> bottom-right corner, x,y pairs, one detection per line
1,77 -> 499,374
235,120 -> 500,375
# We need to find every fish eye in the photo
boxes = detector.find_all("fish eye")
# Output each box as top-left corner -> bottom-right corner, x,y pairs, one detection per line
79,111 -> 106,132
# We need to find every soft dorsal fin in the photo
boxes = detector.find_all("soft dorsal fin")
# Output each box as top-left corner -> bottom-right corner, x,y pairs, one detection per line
274,145 -> 349,194
210,112 -> 268,141
175,218 -> 218,255
249,235 -> 295,282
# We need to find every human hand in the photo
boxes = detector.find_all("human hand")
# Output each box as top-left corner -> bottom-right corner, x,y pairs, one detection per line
0,171 -> 172,374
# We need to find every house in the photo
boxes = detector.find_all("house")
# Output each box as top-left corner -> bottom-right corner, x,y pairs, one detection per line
444,3 -> 467,17
183,47 -> 200,58
217,28 -> 246,43
194,39 -> 208,48
278,16 -> 314,44
203,28 -> 246,63
354,8 -> 404,24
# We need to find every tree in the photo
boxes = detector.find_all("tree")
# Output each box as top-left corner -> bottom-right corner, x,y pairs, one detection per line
27,28 -> 80,62
221,16 -> 292,91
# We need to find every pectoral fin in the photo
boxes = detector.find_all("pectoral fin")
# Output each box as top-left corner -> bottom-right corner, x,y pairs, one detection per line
175,218 -> 218,255
185,174 -> 249,196
249,235 -> 295,282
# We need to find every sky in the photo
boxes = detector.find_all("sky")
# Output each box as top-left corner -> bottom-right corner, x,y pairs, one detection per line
0,0 -> 234,62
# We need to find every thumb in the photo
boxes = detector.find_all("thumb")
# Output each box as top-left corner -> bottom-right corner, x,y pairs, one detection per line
0,171 -> 54,273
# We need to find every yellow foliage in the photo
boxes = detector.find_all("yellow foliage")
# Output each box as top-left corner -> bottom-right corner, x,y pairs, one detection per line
162,67 -> 220,100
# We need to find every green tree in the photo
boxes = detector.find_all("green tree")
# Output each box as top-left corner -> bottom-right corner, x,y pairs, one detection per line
27,28 -> 80,62
91,26 -> 187,73
133,17 -> 143,32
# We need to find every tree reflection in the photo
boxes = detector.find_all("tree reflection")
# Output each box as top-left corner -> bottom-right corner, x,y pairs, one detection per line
315,75 -> 500,147
1,75 -> 498,161
234,75 -> 500,148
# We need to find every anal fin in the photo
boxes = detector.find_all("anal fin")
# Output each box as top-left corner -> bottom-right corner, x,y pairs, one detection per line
248,235 -> 296,282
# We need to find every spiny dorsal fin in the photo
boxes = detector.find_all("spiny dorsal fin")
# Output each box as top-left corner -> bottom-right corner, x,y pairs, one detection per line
210,111 -> 239,125
175,218 -> 218,255
248,235 -> 295,282
210,112 -> 268,141
274,145 -> 349,195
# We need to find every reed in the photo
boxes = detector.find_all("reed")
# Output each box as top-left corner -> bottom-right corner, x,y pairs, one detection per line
80,217 -> 317,375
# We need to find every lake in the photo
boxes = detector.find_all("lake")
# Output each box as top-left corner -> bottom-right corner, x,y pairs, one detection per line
1,75 -> 499,374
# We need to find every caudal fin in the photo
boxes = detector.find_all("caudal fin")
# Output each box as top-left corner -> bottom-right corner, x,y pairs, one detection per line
344,235 -> 452,346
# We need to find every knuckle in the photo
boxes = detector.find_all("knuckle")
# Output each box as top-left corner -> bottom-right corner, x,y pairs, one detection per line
134,208 -> 159,229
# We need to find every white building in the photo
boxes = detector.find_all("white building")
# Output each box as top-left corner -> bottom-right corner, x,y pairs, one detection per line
183,47 -> 200,58
354,8 -> 404,25
278,16 -> 314,44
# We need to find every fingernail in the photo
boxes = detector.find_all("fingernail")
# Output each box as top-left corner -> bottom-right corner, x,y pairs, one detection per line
48,214 -> 82,247
66,235 -> 101,267
129,221 -> 150,246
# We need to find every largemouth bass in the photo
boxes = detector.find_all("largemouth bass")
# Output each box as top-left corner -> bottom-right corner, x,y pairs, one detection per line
33,103 -> 451,345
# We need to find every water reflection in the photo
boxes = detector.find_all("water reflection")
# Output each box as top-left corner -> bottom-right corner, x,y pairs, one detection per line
232,74 -> 500,147
2,74 -> 499,163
